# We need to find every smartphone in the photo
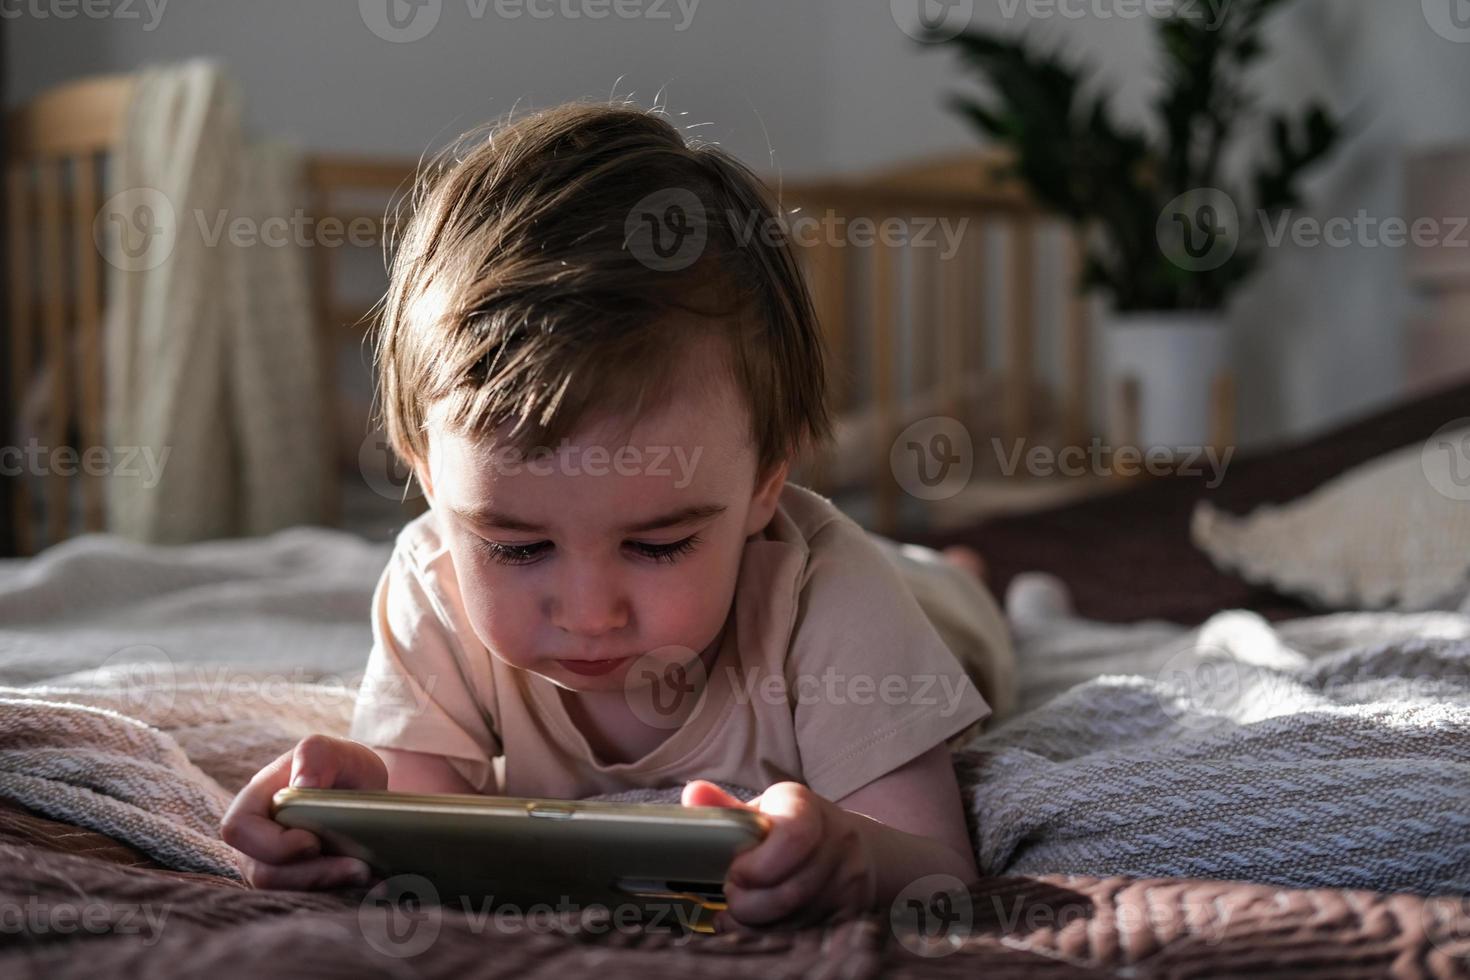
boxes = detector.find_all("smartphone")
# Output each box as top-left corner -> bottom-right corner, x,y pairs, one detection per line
271,788 -> 767,932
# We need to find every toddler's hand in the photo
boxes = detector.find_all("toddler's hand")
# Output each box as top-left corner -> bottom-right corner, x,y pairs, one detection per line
682,780 -> 876,929
220,734 -> 388,890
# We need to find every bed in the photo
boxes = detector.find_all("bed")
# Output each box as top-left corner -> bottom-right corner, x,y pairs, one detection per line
4,71 -> 1469,977
3,379 -> 1470,977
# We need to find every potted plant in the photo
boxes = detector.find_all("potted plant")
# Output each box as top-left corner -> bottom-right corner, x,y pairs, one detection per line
930,0 -> 1341,450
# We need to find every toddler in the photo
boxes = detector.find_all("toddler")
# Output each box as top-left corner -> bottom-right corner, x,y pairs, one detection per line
221,103 -> 1014,929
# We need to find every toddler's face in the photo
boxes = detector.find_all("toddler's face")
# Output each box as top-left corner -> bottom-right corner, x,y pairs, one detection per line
418,343 -> 785,693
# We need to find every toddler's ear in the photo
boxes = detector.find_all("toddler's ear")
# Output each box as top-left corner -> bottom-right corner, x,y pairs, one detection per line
742,460 -> 789,536
408,455 -> 435,505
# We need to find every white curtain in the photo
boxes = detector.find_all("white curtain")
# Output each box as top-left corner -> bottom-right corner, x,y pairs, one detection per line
103,59 -> 328,542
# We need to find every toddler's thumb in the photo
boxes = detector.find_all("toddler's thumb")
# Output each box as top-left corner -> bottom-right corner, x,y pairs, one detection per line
289,735 -> 386,791
681,780 -> 746,809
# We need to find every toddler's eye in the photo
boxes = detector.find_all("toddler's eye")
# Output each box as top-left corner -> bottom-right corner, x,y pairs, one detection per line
626,534 -> 700,565
481,540 -> 552,566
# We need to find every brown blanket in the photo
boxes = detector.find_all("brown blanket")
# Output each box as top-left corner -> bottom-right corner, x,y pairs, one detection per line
2,800 -> 1467,979
925,377 -> 1470,625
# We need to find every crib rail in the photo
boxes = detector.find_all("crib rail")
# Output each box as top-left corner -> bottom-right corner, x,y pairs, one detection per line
3,73 -> 1094,551
781,155 -> 1092,532
6,74 -> 134,554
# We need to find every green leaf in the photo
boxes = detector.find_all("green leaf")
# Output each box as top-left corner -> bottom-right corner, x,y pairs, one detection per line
931,0 -> 1340,311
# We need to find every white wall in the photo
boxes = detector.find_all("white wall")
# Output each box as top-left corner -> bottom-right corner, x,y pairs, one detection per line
6,0 -> 838,169
9,0 -> 1469,448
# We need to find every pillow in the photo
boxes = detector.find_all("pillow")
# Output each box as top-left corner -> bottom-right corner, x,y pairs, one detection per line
1191,425 -> 1470,611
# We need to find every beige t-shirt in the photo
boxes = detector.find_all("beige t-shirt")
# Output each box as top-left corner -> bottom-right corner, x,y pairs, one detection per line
349,484 -> 991,802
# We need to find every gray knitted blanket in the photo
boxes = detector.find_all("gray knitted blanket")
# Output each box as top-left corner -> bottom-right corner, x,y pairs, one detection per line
1,533 -> 1467,894
971,577 -> 1470,893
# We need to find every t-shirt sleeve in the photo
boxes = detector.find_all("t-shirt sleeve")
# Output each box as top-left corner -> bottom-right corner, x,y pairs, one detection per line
787,517 -> 989,802
348,545 -> 501,793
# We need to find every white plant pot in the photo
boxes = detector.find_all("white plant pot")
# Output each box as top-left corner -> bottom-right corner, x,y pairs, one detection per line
1103,311 -> 1230,451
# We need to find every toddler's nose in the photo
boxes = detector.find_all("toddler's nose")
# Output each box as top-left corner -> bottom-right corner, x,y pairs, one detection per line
549,571 -> 630,636
553,598 -> 629,637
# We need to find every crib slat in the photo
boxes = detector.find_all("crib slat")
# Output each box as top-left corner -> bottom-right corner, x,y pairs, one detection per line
816,217 -> 849,412
1211,372 -> 1236,453
7,166 -> 36,556
790,224 -> 829,492
309,177 -> 341,528
1005,218 -> 1035,444
968,217 -> 988,380
872,233 -> 898,534
813,223 -> 850,494
910,224 -> 937,403
37,161 -> 70,547
1063,234 -> 1091,449
937,221 -> 967,422
74,154 -> 105,532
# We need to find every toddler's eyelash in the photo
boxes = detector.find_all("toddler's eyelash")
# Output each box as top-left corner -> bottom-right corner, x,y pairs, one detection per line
478,534 -> 701,567
481,540 -> 551,566
628,534 -> 700,564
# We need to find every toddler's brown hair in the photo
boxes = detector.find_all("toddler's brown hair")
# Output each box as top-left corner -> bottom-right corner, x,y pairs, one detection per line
376,102 -> 831,478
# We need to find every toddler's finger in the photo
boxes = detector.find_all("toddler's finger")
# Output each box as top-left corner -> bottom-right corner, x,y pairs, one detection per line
729,787 -> 823,888
289,735 -> 386,791
247,855 -> 373,892
724,843 -> 839,926
221,808 -> 322,865
681,780 -> 748,809
221,748 -> 316,862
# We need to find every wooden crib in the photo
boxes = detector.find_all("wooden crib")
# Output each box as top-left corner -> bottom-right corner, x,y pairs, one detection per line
3,73 -> 1101,554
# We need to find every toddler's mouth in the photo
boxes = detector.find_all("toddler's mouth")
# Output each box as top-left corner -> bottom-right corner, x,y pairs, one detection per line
557,656 -> 633,677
